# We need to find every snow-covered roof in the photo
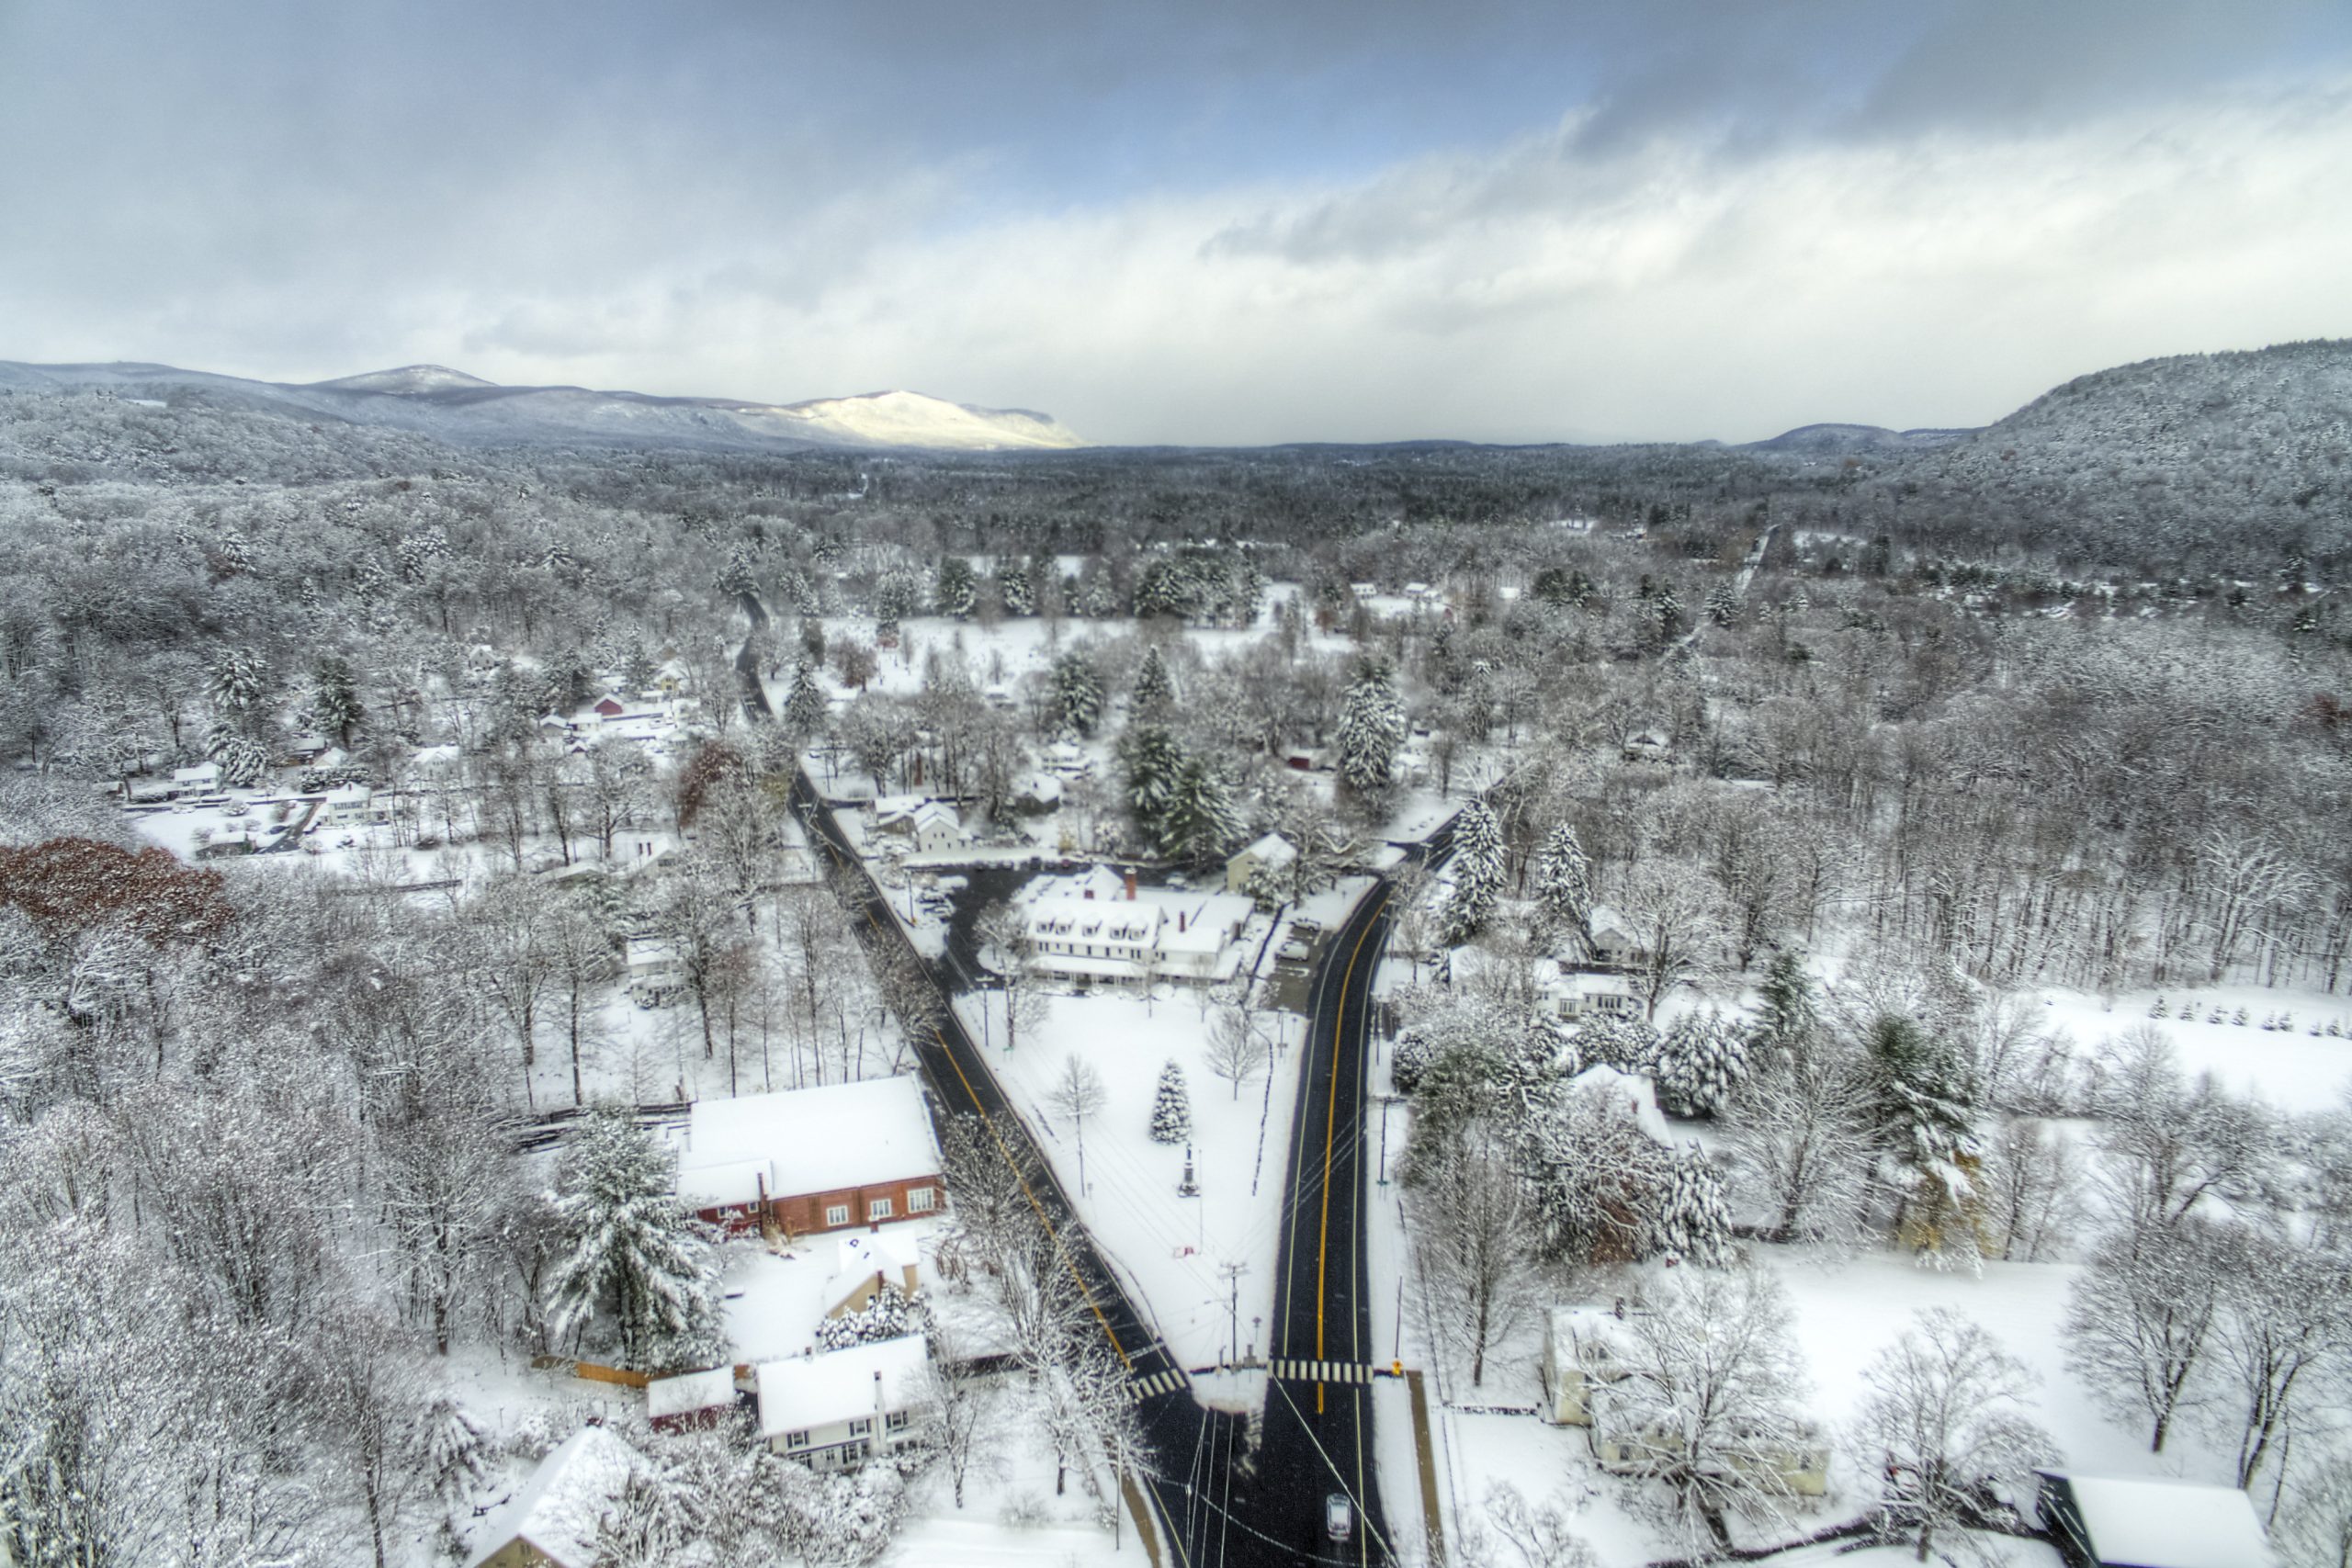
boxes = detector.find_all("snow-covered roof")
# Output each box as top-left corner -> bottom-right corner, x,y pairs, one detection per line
1566,1066 -> 1673,1146
467,1424 -> 639,1568
673,1077 -> 940,1211
835,1230 -> 922,1276
1013,773 -> 1064,804
1234,832 -> 1297,867
756,1336 -> 932,1438
873,793 -> 925,818
174,762 -> 220,784
646,1367 -> 739,1421
2041,1473 -> 2270,1568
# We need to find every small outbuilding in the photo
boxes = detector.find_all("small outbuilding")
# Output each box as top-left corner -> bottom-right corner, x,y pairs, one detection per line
465,1424 -> 640,1568
646,1367 -> 742,1434
2034,1472 -> 2271,1568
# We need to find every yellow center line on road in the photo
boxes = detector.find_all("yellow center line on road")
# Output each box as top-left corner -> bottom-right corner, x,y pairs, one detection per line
1316,886 -> 1390,1416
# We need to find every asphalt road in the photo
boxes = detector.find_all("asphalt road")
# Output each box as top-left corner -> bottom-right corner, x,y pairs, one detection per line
790,755 -> 1464,1567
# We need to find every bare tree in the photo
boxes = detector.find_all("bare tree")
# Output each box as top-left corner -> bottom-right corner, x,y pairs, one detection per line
1474,1482 -> 1598,1568
1853,1308 -> 2054,1562
305,1309 -> 435,1568
548,899 -> 616,1107
1614,859 -> 1724,1019
1204,998 -> 1270,1100
2064,1220 -> 2224,1453
1722,1048 -> 1875,1245
2202,1226 -> 2352,1490
1591,1267 -> 1817,1553
1411,1119 -> 1547,1386
1046,1053 -> 1107,1198
1977,1118 -> 2079,1263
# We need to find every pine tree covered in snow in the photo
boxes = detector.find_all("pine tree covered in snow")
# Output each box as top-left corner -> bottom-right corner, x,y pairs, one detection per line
1650,1010 -> 1753,1118
784,659 -> 828,737
547,1105 -> 729,1371
1755,950 -> 1818,1058
1336,659 -> 1406,799
934,556 -> 977,619
1646,1145 -> 1735,1266
1118,721 -> 1185,848
1052,650 -> 1102,737
1158,756 -> 1242,866
1132,645 -> 1175,717
1865,1013 -> 1985,1269
1149,1059 -> 1193,1145
1440,797 -> 1504,943
1575,1010 -> 1662,1076
207,645 -> 270,718
815,1283 -> 927,1350
1532,822 -> 1594,952
206,725 -> 272,786
996,558 -> 1035,616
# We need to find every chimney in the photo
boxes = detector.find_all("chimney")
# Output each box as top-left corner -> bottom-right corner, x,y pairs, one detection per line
1178,910 -> 1187,932
1084,886 -> 1094,900
874,1368 -> 887,1417
1125,868 -> 1137,901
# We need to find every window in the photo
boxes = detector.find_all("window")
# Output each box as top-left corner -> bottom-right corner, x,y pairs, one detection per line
907,1187 -> 935,1214
867,1197 -> 893,1222
849,1417 -> 873,1437
824,1204 -> 850,1227
784,1430 -> 809,1450
886,1410 -> 910,1431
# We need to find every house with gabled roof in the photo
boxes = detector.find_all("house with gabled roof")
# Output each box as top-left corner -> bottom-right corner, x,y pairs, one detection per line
756,1336 -> 933,1472
466,1424 -> 640,1568
667,1077 -> 944,1239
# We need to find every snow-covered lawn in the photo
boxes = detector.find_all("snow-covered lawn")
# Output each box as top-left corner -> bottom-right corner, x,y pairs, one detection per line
958,985 -> 1317,1371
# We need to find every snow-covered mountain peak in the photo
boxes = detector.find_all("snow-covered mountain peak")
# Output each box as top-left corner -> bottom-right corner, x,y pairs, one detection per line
311,365 -> 500,395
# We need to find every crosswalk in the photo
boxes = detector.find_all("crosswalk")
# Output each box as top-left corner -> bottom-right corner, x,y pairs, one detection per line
1268,1358 -> 1376,1384
1127,1368 -> 1192,1402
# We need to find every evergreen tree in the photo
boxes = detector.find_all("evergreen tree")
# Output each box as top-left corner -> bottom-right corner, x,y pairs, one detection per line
815,1283 -> 927,1350
206,728 -> 272,787
1865,1013 -> 1985,1269
1149,1060 -> 1192,1145
1051,650 -> 1102,737
1440,797 -> 1504,944
1159,756 -> 1242,867
1649,1010 -> 1752,1118
783,659 -> 828,738
311,655 -> 364,746
1132,646 -> 1174,717
1645,1145 -> 1734,1266
996,558 -> 1035,616
621,643 -> 659,694
1531,822 -> 1593,953
207,646 -> 270,721
1118,721 -> 1185,847
873,566 -> 924,624
934,556 -> 978,619
1755,950 -> 1818,1059
547,1106 -> 729,1371
1233,557 -> 1268,626
1703,582 -> 1743,626
1336,659 -> 1406,799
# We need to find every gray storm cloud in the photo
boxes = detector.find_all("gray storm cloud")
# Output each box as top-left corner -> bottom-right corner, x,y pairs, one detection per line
2,0 -> 2346,443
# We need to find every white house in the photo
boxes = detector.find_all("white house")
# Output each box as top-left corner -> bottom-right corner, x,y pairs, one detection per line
1584,1384 -> 1831,1497
465,1424 -> 640,1568
1584,907 -> 1647,970
1225,832 -> 1298,896
1541,1304 -> 1640,1427
1021,866 -> 1253,989
172,761 -> 221,795
321,784 -> 388,829
873,797 -> 962,855
756,1336 -> 933,1471
1040,740 -> 1095,780
1553,970 -> 1639,1021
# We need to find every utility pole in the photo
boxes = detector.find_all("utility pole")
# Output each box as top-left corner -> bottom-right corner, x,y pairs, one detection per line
1219,1262 -> 1248,1369
1377,1095 -> 1394,1186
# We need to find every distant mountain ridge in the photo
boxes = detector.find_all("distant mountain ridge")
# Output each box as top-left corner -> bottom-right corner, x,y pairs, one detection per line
0,359 -> 1089,453
1742,422 -> 1979,457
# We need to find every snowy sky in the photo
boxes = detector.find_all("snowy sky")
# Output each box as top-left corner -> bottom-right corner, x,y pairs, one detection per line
4,0 -> 2349,445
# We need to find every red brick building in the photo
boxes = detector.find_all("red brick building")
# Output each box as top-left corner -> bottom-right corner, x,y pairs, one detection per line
671,1077 -> 944,1240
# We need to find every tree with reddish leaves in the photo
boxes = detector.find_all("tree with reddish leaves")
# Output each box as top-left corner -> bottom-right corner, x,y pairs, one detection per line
672,740 -> 754,831
0,837 -> 235,950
